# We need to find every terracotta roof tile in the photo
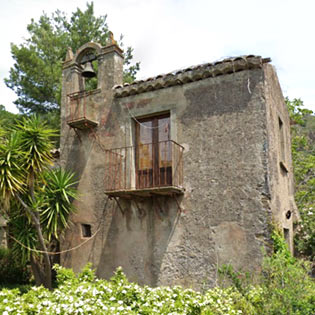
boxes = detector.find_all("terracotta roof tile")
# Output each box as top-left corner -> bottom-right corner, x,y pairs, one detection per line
113,55 -> 271,98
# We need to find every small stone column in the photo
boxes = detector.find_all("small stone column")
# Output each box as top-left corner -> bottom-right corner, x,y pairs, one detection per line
98,37 -> 124,91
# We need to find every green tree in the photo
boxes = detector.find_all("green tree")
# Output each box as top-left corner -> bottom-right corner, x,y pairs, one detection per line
5,2 -> 140,114
0,116 -> 78,289
0,105 -> 20,128
286,98 -> 315,267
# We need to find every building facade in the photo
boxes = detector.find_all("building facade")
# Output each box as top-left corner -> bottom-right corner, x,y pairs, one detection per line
60,39 -> 298,289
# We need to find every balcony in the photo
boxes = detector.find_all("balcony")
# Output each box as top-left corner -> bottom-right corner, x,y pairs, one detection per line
67,90 -> 100,129
104,140 -> 184,198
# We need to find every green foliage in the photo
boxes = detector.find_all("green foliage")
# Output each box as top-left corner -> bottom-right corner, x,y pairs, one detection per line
9,207 -> 39,264
219,230 -> 315,315
53,264 -> 76,286
37,111 -> 61,147
285,98 -> 315,264
0,265 -> 247,314
15,116 -> 56,174
5,2 -> 139,114
0,131 -> 26,203
260,229 -> 315,314
0,106 -> 20,128
0,247 -> 31,285
286,97 -> 313,126
0,107 -> 60,146
218,264 -> 252,297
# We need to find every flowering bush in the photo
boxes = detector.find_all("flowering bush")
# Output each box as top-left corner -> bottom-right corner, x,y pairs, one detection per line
0,263 -> 250,315
0,236 -> 314,315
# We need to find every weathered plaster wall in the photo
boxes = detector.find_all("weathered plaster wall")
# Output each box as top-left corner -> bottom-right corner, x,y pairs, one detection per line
60,46 -> 295,290
110,68 -> 271,288
263,64 -> 297,252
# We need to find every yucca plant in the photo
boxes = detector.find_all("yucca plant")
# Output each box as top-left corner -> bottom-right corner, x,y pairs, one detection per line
15,116 -> 56,183
0,131 -> 26,205
0,116 -> 78,290
41,168 -> 78,241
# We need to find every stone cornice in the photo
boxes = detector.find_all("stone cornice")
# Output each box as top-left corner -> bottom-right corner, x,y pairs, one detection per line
100,44 -> 124,59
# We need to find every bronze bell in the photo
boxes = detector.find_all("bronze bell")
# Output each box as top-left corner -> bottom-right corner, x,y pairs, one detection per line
81,62 -> 96,78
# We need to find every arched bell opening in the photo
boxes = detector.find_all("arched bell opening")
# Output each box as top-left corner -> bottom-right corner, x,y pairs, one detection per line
78,49 -> 98,92
74,43 -> 102,93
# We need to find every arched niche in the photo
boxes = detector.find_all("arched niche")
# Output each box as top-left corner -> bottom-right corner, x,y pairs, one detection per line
74,42 -> 103,91
74,42 -> 102,64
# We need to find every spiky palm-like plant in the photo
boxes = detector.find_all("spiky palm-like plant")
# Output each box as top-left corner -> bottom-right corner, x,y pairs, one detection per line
0,131 -> 26,205
0,116 -> 77,289
41,168 -> 78,241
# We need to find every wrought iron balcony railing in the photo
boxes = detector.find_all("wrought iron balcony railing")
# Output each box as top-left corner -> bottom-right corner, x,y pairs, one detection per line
104,140 -> 184,197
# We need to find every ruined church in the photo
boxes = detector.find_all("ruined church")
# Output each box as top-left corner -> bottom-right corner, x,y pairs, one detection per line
60,37 -> 298,289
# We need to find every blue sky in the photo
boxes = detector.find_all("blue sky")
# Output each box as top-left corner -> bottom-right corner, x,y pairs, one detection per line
0,0 -> 314,113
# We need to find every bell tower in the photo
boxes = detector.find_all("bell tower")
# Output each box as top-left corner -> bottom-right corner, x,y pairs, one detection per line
60,36 -> 124,132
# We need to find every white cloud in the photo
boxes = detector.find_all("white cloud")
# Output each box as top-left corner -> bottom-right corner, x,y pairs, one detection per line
0,0 -> 314,113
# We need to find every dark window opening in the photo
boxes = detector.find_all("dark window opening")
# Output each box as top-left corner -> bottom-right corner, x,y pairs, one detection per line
278,117 -> 285,162
81,224 -> 92,238
280,161 -> 289,174
135,113 -> 172,189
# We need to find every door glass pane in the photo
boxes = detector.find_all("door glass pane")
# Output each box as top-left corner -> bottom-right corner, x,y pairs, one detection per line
158,117 -> 171,168
138,120 -> 152,170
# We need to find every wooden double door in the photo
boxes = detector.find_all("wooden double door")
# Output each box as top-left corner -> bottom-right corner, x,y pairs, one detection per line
135,114 -> 172,189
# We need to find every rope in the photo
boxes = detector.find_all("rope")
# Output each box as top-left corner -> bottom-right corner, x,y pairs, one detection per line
1,197 -> 112,256
5,226 -> 101,255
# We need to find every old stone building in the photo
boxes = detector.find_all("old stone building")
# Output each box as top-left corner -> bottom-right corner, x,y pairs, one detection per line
60,38 -> 298,289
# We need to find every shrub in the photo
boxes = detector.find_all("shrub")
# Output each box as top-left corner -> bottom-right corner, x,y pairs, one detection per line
219,229 -> 315,315
0,232 -> 314,314
0,265 -> 247,314
260,229 -> 315,314
0,247 -> 31,285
